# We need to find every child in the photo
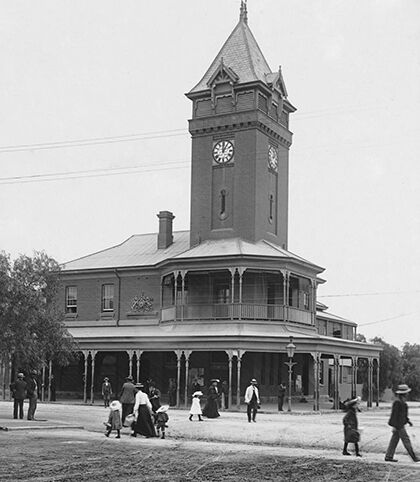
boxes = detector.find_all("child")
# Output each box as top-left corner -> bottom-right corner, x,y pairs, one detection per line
154,405 -> 169,439
104,400 -> 122,438
342,396 -> 361,457
189,391 -> 203,421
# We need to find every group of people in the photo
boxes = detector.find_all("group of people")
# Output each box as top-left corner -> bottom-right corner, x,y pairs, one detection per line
341,383 -> 420,463
103,376 -> 169,440
9,371 -> 39,421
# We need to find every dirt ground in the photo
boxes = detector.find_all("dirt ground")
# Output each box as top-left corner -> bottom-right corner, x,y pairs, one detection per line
1,429 -> 419,482
2,401 -> 420,481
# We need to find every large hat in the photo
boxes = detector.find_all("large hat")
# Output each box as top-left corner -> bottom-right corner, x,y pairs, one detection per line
250,378 -> 257,383
135,382 -> 144,388
104,377 -> 109,381
210,379 -> 220,383
345,396 -> 361,407
192,391 -> 203,397
396,384 -> 411,394
109,400 -> 121,411
156,405 -> 169,413
17,373 -> 24,378
125,376 -> 133,381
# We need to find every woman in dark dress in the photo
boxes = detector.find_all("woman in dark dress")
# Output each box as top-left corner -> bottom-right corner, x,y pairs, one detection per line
342,396 -> 361,457
202,379 -> 220,418
131,384 -> 156,438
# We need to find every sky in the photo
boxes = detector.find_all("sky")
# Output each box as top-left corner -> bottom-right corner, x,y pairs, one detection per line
1,0 -> 419,348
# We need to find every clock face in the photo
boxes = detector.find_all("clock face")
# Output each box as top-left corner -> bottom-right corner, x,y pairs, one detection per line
268,146 -> 278,171
213,140 -> 234,164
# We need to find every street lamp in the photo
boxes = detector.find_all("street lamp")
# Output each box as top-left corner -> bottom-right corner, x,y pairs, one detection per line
284,336 -> 297,412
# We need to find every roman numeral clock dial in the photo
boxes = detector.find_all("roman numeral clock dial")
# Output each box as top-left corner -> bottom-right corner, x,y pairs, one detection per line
268,146 -> 278,171
212,140 -> 234,164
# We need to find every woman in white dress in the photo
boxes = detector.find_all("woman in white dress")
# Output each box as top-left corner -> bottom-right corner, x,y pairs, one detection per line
189,391 -> 203,421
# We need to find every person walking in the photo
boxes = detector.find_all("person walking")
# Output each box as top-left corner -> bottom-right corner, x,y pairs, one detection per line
131,383 -> 156,438
385,384 -> 420,463
202,379 -> 220,419
26,371 -> 39,421
154,405 -> 169,439
342,396 -> 361,457
104,400 -> 122,438
119,376 -> 137,424
189,391 -> 203,421
245,378 -> 260,423
101,377 -> 113,408
10,373 -> 27,419
278,383 -> 286,411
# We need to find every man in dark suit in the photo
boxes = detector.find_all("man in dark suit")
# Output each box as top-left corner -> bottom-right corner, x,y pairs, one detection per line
10,373 -> 27,419
26,371 -> 39,420
119,376 -> 137,424
385,384 -> 420,462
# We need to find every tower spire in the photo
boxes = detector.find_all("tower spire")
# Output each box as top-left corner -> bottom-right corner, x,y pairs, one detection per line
239,0 -> 248,24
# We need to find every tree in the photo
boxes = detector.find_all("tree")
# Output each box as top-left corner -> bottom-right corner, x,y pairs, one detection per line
401,343 -> 420,400
0,251 -> 77,374
370,337 -> 401,394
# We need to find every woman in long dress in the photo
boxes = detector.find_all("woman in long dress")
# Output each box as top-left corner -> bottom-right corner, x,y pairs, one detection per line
131,383 -> 156,438
202,379 -> 220,419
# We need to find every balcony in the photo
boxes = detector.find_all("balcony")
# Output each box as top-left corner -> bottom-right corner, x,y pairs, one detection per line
161,303 -> 312,325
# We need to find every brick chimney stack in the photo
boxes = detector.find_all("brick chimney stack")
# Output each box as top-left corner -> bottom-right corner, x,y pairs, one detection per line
157,211 -> 175,249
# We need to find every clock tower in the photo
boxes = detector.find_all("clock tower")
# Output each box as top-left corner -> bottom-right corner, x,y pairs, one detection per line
186,1 -> 296,249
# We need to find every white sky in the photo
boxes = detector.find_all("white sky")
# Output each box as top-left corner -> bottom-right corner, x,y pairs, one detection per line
1,0 -> 419,348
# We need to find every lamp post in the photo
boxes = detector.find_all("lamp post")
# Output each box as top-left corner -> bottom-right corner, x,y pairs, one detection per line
284,336 -> 297,412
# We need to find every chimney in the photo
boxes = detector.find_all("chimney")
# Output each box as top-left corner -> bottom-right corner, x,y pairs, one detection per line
157,211 -> 175,249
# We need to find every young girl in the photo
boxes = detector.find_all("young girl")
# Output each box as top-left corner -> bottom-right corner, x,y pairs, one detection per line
155,405 -> 169,439
189,391 -> 203,421
104,400 -> 123,438
342,396 -> 361,457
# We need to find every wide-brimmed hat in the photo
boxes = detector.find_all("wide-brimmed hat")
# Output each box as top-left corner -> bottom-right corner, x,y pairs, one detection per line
345,396 -> 361,407
135,382 -> 144,388
210,379 -> 220,383
250,378 -> 257,383
396,384 -> 411,394
156,405 -> 169,413
17,373 -> 24,378
109,400 -> 121,411
104,377 -> 109,381
192,391 -> 203,397
125,376 -> 133,381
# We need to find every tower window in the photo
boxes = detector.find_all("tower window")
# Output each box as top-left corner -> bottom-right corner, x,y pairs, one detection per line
269,194 -> 274,222
220,189 -> 227,220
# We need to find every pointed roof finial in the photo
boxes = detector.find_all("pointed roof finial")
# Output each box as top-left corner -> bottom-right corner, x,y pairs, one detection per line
240,0 -> 248,24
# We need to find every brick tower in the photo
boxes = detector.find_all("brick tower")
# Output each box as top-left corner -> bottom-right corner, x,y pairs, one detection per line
186,1 -> 296,249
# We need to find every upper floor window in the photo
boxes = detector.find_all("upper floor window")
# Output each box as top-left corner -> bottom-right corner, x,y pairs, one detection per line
102,284 -> 114,312
65,286 -> 77,314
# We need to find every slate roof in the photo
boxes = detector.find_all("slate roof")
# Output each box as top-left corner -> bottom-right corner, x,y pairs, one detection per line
61,232 -> 322,272
189,16 -> 272,93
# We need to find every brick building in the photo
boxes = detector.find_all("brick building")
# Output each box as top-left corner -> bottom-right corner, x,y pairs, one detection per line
57,2 -> 380,409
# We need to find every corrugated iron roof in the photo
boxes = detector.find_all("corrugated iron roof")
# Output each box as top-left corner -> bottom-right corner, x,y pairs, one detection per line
61,231 -> 190,271
61,232 -> 321,272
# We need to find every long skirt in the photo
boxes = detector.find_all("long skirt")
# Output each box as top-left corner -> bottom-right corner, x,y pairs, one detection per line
202,398 -> 220,418
132,405 -> 156,437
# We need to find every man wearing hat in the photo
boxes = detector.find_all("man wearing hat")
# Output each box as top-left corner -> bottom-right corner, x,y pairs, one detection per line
118,376 -> 137,424
244,378 -> 260,423
385,384 -> 420,462
101,377 -> 113,408
10,373 -> 27,419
